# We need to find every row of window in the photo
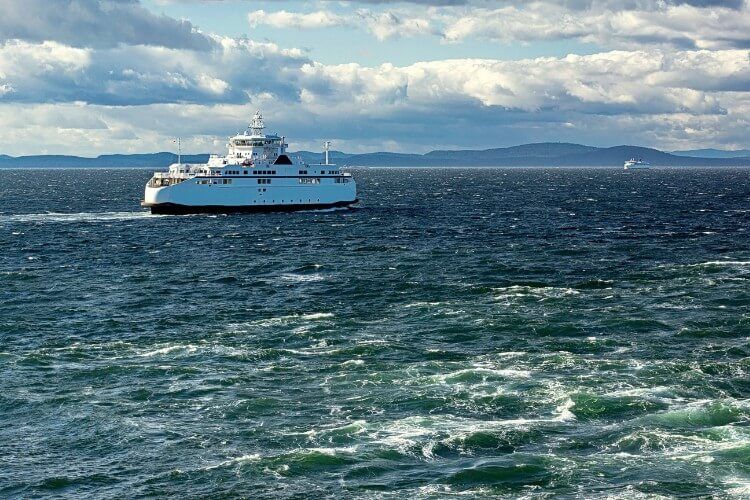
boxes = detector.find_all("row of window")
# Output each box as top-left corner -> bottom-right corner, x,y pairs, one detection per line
197,179 -> 233,185
233,139 -> 273,147
196,177 -> 348,186
251,198 -> 322,204
218,169 -> 342,177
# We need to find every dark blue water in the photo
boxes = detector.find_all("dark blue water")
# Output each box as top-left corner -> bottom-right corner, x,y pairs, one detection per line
1,167 -> 749,498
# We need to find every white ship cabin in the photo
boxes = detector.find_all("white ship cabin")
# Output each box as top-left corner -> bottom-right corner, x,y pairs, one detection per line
148,111 -> 349,187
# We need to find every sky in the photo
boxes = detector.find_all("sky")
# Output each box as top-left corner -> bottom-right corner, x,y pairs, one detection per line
0,0 -> 749,155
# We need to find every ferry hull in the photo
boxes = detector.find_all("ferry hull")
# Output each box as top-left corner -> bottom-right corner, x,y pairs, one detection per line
144,199 -> 358,215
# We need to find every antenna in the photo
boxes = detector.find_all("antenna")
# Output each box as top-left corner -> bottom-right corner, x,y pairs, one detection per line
324,141 -> 331,165
173,137 -> 182,164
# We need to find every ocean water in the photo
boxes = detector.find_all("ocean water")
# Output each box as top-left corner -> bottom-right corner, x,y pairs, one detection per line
1,167 -> 749,498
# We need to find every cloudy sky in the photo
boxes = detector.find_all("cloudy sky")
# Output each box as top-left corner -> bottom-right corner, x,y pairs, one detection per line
0,0 -> 749,155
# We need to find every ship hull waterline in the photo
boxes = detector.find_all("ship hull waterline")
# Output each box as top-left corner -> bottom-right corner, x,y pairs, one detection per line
142,199 -> 359,215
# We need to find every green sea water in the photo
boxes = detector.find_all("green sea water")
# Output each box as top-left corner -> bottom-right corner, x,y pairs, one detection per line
1,167 -> 749,498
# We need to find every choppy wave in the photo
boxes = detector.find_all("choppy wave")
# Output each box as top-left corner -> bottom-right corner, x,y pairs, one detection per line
491,285 -> 580,301
689,260 -> 750,267
0,210 -> 155,224
3,167 -> 750,497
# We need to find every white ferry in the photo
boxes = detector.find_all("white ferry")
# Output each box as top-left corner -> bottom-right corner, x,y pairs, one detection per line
623,158 -> 650,170
142,111 -> 357,214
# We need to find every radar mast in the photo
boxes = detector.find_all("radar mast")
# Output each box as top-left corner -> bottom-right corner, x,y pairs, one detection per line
250,111 -> 265,136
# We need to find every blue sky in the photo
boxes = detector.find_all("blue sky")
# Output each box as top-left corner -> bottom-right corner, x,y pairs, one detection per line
0,0 -> 749,155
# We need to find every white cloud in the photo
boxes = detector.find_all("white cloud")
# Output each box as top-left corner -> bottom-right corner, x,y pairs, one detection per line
249,10 -> 348,30
441,3 -> 750,49
0,0 -> 214,50
364,11 -> 434,40
0,40 -> 748,154
248,8 -> 434,41
0,0 -> 749,154
196,73 -> 230,95
297,50 -> 749,116
0,37 -> 308,105
248,2 -> 750,50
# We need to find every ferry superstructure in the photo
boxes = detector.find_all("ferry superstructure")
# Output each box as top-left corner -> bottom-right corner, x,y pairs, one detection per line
623,158 -> 650,170
142,111 -> 357,214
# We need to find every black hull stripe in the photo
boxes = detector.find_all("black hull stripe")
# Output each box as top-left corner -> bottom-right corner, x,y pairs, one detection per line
147,199 -> 358,215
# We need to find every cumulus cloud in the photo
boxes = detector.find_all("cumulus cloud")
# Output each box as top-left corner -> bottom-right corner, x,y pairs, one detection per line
264,0 -> 467,4
248,10 -> 348,30
258,0 -> 742,5
0,0 -> 214,50
248,9 -> 434,40
0,0 -> 749,154
296,50 -> 750,116
0,34 -> 748,154
441,3 -> 750,49
0,37 -> 308,105
250,1 -> 750,50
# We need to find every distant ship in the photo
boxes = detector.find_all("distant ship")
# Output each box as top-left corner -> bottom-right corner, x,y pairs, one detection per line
623,158 -> 650,170
142,111 -> 357,214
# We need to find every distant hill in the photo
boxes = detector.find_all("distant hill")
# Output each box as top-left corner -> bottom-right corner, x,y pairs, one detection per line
425,143 -> 599,161
1,143 -> 749,168
0,152 -> 209,168
291,150 -> 351,165
343,143 -> 750,167
671,148 -> 750,159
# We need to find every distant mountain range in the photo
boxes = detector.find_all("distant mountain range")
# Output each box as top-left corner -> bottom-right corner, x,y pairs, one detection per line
671,148 -> 750,159
1,143 -> 749,168
285,143 -> 750,166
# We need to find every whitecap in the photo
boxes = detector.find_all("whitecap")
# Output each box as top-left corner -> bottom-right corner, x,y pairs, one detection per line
139,344 -> 198,357
436,366 -> 533,383
491,285 -> 580,301
725,478 -> 750,496
279,273 -> 325,283
302,312 -> 334,320
0,211 -> 156,224
342,359 -> 365,366
689,260 -> 750,267
204,453 -> 261,471
370,413 -> 572,457
554,397 -> 577,422
235,312 -> 333,329
304,446 -> 358,455
402,301 -> 444,309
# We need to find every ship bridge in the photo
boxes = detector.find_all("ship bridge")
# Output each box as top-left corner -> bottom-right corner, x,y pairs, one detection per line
227,111 -> 288,164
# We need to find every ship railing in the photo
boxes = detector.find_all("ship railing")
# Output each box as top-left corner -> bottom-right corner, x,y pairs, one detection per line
148,173 -> 191,188
153,171 -> 193,178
